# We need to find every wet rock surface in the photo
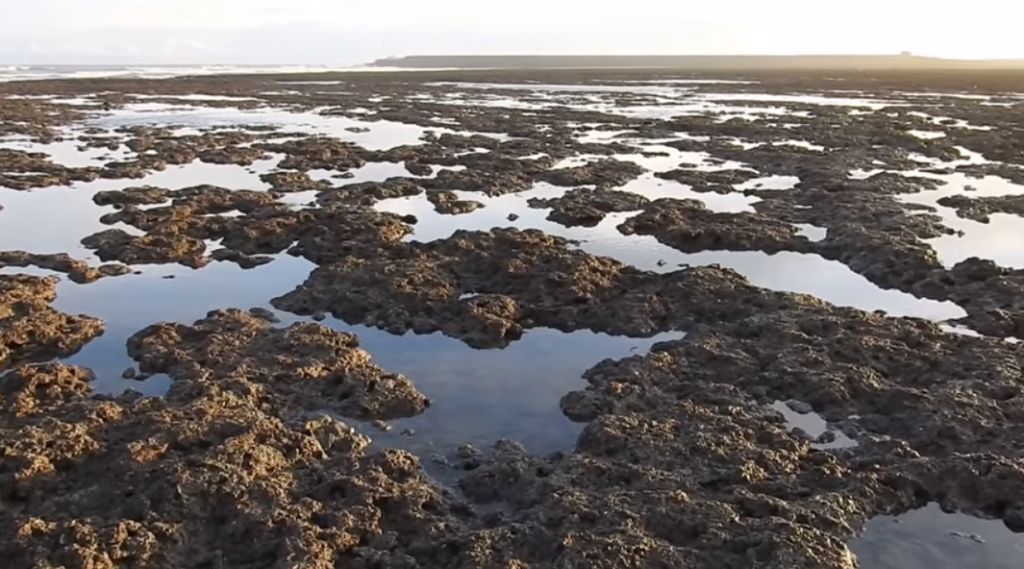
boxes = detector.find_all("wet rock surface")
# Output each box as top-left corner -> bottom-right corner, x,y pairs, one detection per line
495,303 -> 1024,567
0,275 -> 105,368
209,248 -> 274,269
3,68 -> 1024,568
937,194 -> 1024,223
93,186 -> 170,207
0,251 -> 131,283
954,162 -> 1024,185
619,198 -> 810,253
426,189 -> 485,216
528,187 -> 649,227
919,258 -> 1024,337
0,148 -> 102,190
271,227 -> 810,345
320,178 -> 424,207
81,228 -> 211,268
656,167 -> 760,193
0,359 -> 467,569
749,184 -> 953,290
82,185 -> 415,266
127,309 -> 431,420
538,158 -> 647,188
260,170 -> 332,193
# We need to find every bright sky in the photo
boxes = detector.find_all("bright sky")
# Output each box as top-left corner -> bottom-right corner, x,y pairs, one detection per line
2,0 -> 1022,64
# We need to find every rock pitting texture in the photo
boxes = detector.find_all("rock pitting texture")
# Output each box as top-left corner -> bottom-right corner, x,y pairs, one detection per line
83,185 -> 414,267
528,187 -> 649,227
127,309 -> 431,420
460,302 -> 1024,568
937,194 -> 1024,223
0,251 -> 131,284
0,274 -> 105,368
618,198 -> 812,253
0,360 -> 471,569
271,227 -> 811,347
538,158 -> 647,188
426,190 -> 485,216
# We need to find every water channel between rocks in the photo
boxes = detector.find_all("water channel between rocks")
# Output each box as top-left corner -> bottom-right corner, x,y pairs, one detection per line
851,503 -> 1024,569
0,99 -> 994,447
3,91 -> 1024,566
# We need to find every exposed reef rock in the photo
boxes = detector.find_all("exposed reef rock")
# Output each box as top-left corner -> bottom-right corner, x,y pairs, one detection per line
528,187 -> 649,227
0,275 -> 104,368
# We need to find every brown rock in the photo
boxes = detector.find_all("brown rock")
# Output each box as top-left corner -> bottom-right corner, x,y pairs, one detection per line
427,189 -> 485,215
126,309 -> 430,420
1,275 -> 104,368
529,187 -> 649,227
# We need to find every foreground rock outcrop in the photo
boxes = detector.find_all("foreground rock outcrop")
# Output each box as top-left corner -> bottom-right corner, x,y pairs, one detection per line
0,361 -> 470,569
271,227 -> 809,347
127,309 -> 431,420
0,274 -> 104,368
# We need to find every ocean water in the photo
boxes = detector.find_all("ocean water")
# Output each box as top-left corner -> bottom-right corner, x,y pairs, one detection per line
0,64 -> 454,83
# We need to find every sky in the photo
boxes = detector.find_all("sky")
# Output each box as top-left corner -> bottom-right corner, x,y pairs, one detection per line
2,0 -> 1022,65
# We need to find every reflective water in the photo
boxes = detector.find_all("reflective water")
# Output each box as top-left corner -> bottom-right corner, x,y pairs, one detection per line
427,83 -> 863,120
769,400 -> 857,450
898,173 -> 1024,269
1,102 -> 990,346
0,185 -> 143,253
309,161 -> 413,184
34,253 -> 675,454
51,257 -> 315,396
695,92 -> 892,108
88,104 -> 440,150
0,131 -> 134,167
3,92 -> 1021,566
659,250 -> 962,320
924,213 -> 1024,270
376,185 -> 964,321
908,130 -> 947,140
736,174 -> 801,191
851,504 -> 1024,569
794,223 -> 828,242
623,176 -> 761,212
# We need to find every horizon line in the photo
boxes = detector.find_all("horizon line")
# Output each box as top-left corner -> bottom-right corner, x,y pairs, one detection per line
7,53 -> 1024,67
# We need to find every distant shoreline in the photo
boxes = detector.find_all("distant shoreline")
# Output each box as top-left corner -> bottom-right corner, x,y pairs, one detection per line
369,54 -> 1024,70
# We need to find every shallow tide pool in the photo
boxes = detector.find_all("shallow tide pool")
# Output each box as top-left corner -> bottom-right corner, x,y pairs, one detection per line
2,91 -> 1021,564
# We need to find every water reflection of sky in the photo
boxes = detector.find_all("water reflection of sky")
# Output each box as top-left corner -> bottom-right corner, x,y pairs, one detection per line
0,131 -> 133,167
0,185 -> 139,254
29,250 -> 674,455
899,172 -> 1024,269
0,159 -> 277,253
377,183 -> 963,321
851,503 -> 1024,569
89,105 -> 439,151
769,400 -> 857,450
1,93 -> 1021,569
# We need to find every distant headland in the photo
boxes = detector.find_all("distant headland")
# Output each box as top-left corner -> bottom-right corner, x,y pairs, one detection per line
369,54 -> 1024,70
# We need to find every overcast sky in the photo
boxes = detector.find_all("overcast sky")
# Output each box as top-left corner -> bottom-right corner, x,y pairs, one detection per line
2,1 -> 1022,64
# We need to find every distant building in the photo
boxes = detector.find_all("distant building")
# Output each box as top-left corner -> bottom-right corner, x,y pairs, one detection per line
900,51 -> 913,57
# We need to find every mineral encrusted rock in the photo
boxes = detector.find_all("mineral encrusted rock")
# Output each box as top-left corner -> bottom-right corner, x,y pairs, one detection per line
0,275 -> 104,368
